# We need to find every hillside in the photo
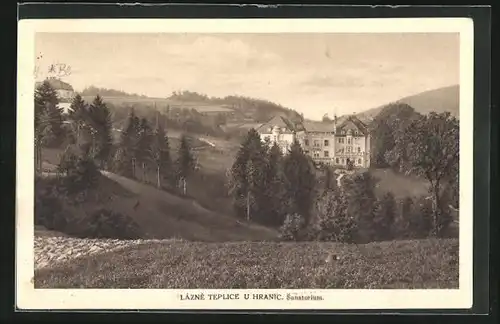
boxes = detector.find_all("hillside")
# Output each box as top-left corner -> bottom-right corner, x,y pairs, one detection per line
356,84 -> 460,122
36,167 -> 277,242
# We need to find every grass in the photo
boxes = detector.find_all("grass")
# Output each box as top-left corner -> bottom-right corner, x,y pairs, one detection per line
34,238 -> 459,289
369,168 -> 429,199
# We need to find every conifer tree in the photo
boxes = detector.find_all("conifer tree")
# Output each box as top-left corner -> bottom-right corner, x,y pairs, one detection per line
88,95 -> 113,169
313,189 -> 355,242
260,142 -> 287,226
282,138 -> 316,226
68,93 -> 87,144
175,134 -> 195,195
34,80 -> 64,149
113,109 -> 140,177
136,118 -> 153,182
150,125 -> 172,189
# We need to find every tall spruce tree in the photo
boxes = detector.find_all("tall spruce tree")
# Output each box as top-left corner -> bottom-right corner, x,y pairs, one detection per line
113,109 -> 140,177
175,134 -> 195,195
68,93 -> 88,145
282,138 -> 316,226
34,80 -> 64,149
229,128 -> 268,221
136,118 -> 154,182
88,95 -> 113,168
260,142 -> 287,226
150,125 -> 172,189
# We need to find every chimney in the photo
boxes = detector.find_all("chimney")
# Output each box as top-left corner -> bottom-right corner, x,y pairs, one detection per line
333,109 -> 338,134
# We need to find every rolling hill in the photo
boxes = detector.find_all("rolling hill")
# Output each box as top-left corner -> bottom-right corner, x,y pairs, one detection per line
36,168 -> 278,242
356,84 -> 459,122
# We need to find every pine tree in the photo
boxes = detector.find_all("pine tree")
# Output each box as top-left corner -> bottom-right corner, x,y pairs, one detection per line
34,80 -> 64,149
113,109 -> 140,177
68,94 -> 89,144
88,95 -> 113,169
228,128 -> 268,221
260,142 -> 287,226
175,134 -> 195,195
136,118 -> 153,182
150,125 -> 172,189
282,138 -> 316,226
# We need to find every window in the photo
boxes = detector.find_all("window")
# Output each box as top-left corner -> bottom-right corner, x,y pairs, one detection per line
338,138 -> 344,144
324,151 -> 329,158
341,158 -> 345,164
341,148 -> 344,153
304,139 -> 309,146
324,139 -> 329,146
358,159 -> 362,165
313,140 -> 320,147
347,138 -> 352,144
347,147 -> 351,153
357,147 -> 361,153
265,136 -> 270,141
313,152 -> 320,158
336,158 -> 339,164
304,150 -> 310,154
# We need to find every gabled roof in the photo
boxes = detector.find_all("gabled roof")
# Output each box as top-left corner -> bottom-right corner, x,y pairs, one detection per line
301,120 -> 336,132
336,115 -> 369,135
256,115 -> 296,133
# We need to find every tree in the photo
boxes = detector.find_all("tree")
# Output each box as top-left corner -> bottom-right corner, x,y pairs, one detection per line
88,95 -> 113,168
136,118 -> 154,182
343,171 -> 378,243
67,93 -> 88,144
279,213 -> 306,241
228,128 -> 267,221
313,189 -> 356,242
373,192 -> 397,241
260,142 -> 287,226
113,109 -> 140,177
34,80 -> 64,148
403,112 -> 459,236
175,134 -> 196,195
150,124 -> 172,189
393,196 -> 414,239
282,138 -> 316,226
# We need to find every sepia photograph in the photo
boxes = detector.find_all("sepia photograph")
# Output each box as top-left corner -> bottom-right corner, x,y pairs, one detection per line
16,18 -> 474,310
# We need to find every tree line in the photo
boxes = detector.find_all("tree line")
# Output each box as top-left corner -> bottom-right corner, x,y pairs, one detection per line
35,81 -> 196,195
230,104 -> 459,241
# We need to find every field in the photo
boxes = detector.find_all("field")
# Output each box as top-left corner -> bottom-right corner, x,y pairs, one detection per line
34,238 -> 459,289
82,95 -> 235,113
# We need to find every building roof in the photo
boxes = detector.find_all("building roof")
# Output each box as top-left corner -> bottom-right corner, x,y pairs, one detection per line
256,115 -> 296,134
301,120 -> 336,133
336,115 -> 369,136
35,77 -> 74,91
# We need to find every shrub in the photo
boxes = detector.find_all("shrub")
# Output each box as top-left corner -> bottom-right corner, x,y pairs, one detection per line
279,213 -> 306,241
77,208 -> 142,240
409,196 -> 434,238
34,179 -> 68,231
63,155 -> 100,194
373,192 -> 397,241
313,190 -> 356,243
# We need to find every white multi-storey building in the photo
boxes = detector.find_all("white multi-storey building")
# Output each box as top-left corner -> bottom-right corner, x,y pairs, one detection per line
256,114 -> 371,168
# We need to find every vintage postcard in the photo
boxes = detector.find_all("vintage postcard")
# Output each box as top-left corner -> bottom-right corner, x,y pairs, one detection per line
16,18 -> 473,310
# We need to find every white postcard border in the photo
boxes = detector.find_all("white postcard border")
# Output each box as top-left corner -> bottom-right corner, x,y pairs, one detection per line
16,18 -> 474,310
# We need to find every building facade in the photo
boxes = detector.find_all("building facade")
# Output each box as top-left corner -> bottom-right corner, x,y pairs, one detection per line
256,114 -> 371,168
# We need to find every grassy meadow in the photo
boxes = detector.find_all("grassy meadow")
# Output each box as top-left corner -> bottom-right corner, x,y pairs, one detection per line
35,238 -> 459,289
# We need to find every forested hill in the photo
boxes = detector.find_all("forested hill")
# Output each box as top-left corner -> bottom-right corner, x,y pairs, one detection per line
79,87 -> 300,123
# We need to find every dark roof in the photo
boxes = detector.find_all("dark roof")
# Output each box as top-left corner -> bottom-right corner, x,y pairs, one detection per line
256,115 -> 296,133
337,115 -> 369,135
35,78 -> 74,91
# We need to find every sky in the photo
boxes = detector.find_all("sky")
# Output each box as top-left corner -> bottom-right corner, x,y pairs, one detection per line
35,32 -> 459,120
